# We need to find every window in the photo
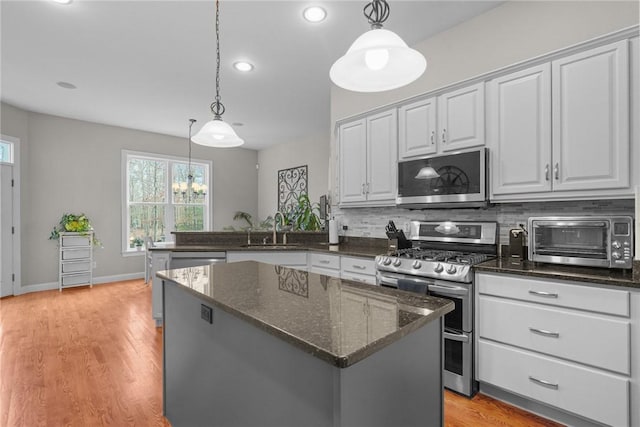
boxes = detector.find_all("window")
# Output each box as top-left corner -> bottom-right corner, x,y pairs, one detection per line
0,140 -> 14,164
122,151 -> 211,253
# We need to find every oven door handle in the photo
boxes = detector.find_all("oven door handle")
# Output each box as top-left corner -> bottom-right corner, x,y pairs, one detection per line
428,283 -> 469,296
444,330 -> 470,343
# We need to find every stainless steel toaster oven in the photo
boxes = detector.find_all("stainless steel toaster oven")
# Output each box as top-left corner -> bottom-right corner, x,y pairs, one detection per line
528,216 -> 633,269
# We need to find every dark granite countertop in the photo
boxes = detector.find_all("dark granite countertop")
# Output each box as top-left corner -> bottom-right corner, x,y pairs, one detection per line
158,261 -> 453,368
476,258 -> 640,290
149,241 -> 387,259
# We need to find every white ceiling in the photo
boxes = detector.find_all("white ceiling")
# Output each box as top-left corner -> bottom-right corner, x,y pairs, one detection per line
1,0 -> 502,150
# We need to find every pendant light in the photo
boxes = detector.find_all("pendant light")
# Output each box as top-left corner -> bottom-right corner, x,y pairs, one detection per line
192,0 -> 244,148
330,0 -> 427,92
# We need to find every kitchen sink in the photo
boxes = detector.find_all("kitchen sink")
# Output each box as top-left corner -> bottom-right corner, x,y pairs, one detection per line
240,243 -> 302,250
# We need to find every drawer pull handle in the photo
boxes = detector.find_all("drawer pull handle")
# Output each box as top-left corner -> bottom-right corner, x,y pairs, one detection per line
353,265 -> 366,270
529,327 -> 560,338
319,260 -> 330,264
528,290 -> 558,298
529,376 -> 559,390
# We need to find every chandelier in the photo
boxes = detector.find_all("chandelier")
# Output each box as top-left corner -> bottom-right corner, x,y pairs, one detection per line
173,119 -> 208,203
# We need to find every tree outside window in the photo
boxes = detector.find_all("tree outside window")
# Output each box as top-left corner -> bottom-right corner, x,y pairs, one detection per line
124,152 -> 210,252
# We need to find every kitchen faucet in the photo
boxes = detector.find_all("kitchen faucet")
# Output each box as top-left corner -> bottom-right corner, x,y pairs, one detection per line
273,211 -> 285,245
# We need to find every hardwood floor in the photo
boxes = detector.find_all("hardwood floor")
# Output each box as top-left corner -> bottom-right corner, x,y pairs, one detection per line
0,280 -> 563,427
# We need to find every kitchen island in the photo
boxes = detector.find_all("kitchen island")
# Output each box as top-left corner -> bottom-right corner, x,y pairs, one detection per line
158,261 -> 453,427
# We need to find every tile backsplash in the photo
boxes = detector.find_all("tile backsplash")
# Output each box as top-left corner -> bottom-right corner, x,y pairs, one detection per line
331,199 -> 635,246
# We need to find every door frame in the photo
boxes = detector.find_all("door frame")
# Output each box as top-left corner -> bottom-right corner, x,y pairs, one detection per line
1,134 -> 21,295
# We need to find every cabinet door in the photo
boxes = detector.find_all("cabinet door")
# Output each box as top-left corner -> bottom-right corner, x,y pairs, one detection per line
438,82 -> 485,152
488,64 -> 552,195
552,40 -> 629,191
366,109 -> 397,202
398,97 -> 437,159
338,119 -> 367,204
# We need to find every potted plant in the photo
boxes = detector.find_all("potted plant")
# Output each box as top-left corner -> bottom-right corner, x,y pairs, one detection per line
133,237 -> 145,250
288,194 -> 322,231
49,213 -> 101,246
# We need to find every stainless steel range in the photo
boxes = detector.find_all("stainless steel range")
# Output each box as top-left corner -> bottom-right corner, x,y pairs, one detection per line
375,220 -> 498,397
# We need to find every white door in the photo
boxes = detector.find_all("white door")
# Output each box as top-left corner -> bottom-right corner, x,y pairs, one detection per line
398,96 -> 437,159
488,63 -> 552,196
366,109 -> 397,202
552,40 -> 629,191
338,119 -> 367,204
438,82 -> 485,152
0,164 -> 14,297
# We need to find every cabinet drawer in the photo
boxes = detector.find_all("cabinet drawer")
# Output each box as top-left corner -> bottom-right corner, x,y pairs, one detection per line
479,296 -> 630,374
62,248 -> 91,260
61,234 -> 91,247
309,266 -> 341,279
61,260 -> 91,273
309,253 -> 340,270
62,273 -> 91,286
478,340 -> 629,427
340,256 -> 375,275
477,272 -> 629,317
341,271 -> 376,286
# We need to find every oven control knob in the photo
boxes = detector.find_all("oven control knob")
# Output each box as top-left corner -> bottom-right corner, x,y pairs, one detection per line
434,263 -> 444,273
446,265 -> 457,275
393,259 -> 402,267
382,257 -> 392,266
612,241 -> 621,249
612,251 -> 622,260
412,260 -> 422,270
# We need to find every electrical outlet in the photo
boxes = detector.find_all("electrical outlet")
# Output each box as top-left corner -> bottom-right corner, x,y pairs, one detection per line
201,304 -> 213,324
92,261 -> 97,269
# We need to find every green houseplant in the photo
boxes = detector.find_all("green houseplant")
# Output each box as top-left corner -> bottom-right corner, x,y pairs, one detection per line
49,213 -> 101,246
287,194 -> 322,231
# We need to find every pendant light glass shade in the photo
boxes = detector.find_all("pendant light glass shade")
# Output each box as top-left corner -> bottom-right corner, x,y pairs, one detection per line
414,166 -> 439,179
192,118 -> 244,148
330,28 -> 426,92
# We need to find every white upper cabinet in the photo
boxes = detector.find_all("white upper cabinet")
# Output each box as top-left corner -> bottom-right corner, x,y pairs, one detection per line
338,109 -> 397,207
552,40 -> 629,191
489,39 -> 631,201
489,63 -> 552,195
398,97 -> 437,158
438,83 -> 485,152
338,118 -> 367,204
398,82 -> 485,160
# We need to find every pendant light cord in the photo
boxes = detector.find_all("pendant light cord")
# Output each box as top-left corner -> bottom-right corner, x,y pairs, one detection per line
210,0 -> 226,119
364,0 -> 390,29
188,118 -> 196,182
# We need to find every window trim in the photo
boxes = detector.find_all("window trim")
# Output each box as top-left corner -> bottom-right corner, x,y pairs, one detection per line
121,149 -> 213,256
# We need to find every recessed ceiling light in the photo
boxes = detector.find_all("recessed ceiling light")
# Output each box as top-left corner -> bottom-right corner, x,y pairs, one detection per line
51,0 -> 73,4
303,6 -> 326,23
233,61 -> 254,72
56,81 -> 77,89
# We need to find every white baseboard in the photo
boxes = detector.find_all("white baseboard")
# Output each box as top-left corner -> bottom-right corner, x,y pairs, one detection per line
17,272 -> 145,295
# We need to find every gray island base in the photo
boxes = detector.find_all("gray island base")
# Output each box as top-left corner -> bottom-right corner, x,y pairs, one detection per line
159,261 -> 453,427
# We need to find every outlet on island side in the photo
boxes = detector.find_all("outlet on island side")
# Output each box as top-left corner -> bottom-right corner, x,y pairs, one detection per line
201,304 -> 213,324
92,261 -> 97,269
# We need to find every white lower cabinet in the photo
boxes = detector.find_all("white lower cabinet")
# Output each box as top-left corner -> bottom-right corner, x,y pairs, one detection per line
308,253 -> 341,278
479,340 -> 629,427
476,272 -> 633,426
340,255 -> 376,285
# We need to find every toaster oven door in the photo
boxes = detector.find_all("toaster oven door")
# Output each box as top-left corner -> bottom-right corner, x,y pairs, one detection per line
529,219 -> 611,267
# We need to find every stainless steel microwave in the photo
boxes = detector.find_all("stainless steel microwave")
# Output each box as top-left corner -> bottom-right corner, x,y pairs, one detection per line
528,216 -> 634,269
396,148 -> 488,209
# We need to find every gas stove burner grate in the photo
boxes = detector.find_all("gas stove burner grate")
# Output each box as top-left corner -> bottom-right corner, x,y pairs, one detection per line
392,247 -> 493,265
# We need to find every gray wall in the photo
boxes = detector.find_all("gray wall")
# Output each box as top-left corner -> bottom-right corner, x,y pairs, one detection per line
257,131 -> 330,221
329,1 -> 640,244
0,103 -> 259,289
